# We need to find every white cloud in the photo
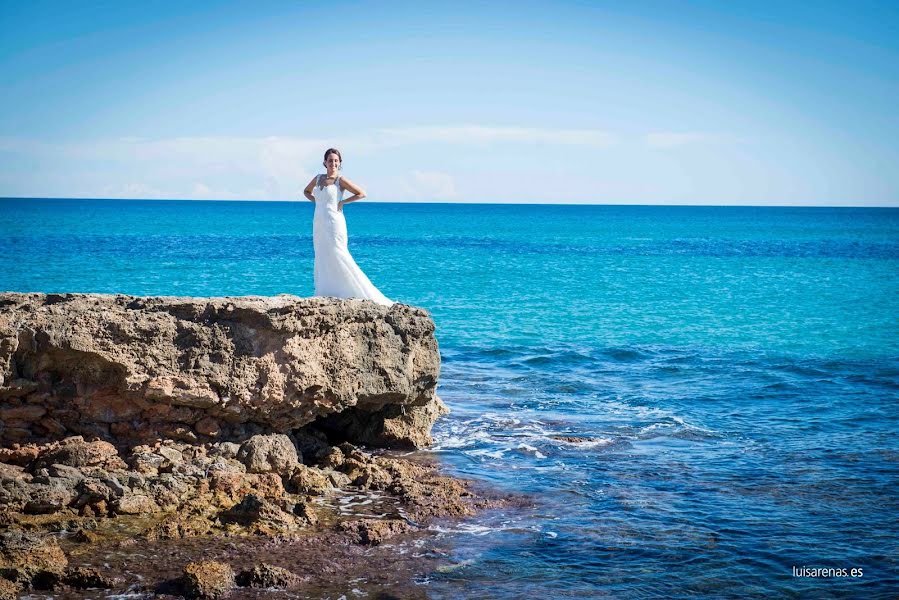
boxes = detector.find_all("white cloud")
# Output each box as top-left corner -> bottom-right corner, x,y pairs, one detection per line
0,135 -> 324,201
0,126 -> 616,201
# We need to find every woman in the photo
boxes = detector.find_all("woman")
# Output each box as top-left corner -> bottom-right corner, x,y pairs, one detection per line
303,148 -> 394,306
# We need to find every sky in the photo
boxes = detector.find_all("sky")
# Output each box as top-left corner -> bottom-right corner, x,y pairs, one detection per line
1,0 -> 897,205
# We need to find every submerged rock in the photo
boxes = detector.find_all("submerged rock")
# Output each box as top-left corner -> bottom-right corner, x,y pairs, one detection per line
63,566 -> 114,589
236,563 -> 302,589
337,518 -> 413,546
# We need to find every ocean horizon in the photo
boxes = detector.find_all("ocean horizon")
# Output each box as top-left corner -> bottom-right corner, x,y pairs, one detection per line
3,196 -> 896,208
2,197 -> 898,597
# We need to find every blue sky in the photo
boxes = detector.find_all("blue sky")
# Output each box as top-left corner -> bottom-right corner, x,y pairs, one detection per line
1,0 -> 897,205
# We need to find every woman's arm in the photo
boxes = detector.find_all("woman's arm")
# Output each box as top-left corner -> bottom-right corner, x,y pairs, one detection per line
303,175 -> 319,202
337,176 -> 366,211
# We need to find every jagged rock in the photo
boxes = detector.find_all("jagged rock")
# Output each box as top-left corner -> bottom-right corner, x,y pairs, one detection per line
23,482 -> 74,514
0,447 -> 39,467
0,463 -> 32,483
113,493 -> 160,515
325,469 -> 351,488
182,560 -> 235,599
0,530 -> 68,586
236,434 -> 299,474
157,446 -> 184,464
0,293 -> 442,448
204,458 -> 246,475
71,528 -> 101,544
211,442 -> 241,459
143,511 -> 214,541
0,577 -> 20,600
219,494 -> 305,533
287,464 -> 331,495
46,463 -> 86,482
337,518 -> 413,546
128,450 -> 166,474
318,446 -> 346,470
316,395 -> 450,449
63,566 -> 114,589
209,472 -> 283,504
30,437 -> 125,472
383,458 -> 476,521
236,563 -> 301,588
350,463 -> 394,490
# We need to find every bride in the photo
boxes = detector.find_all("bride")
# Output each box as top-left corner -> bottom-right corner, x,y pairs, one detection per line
303,148 -> 394,306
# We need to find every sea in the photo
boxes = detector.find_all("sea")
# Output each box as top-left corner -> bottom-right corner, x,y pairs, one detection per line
1,198 -> 898,598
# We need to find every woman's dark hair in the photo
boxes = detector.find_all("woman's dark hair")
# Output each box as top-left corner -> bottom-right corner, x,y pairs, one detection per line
323,148 -> 342,167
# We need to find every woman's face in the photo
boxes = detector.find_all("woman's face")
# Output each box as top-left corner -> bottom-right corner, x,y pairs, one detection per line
324,153 -> 341,173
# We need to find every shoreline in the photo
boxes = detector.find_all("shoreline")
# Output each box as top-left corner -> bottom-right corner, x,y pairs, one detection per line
2,435 -> 520,599
0,292 -> 526,597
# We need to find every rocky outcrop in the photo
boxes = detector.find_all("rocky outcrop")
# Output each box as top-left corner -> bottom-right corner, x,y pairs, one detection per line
0,293 -> 444,449
0,293 -> 508,598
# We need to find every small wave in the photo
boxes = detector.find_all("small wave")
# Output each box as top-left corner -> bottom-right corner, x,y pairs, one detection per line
428,522 -> 519,536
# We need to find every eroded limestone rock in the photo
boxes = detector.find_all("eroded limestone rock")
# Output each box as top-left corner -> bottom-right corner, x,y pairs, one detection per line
0,293 -> 443,448
182,560 -> 235,600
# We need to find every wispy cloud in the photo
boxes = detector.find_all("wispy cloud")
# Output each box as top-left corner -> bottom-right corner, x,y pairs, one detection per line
373,125 -> 616,147
0,126 -> 618,200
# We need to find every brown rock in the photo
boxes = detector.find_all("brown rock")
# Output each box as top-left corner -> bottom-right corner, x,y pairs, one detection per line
113,493 -> 160,515
23,483 -> 75,514
287,464 -> 331,495
0,293 -> 442,449
318,446 -> 345,470
236,434 -> 299,474
0,378 -> 39,399
210,472 -> 284,503
143,511 -> 213,541
0,404 -> 46,421
0,577 -> 21,600
0,530 -> 68,585
182,560 -> 235,599
63,566 -> 114,589
0,444 -> 41,467
31,437 -> 124,472
219,494 -> 304,533
236,563 -> 301,589
71,528 -> 101,544
337,518 -> 412,546
0,462 -> 30,481
195,417 -> 221,436
315,395 -> 449,449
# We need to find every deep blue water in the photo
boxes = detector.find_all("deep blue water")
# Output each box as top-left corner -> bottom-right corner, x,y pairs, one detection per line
2,198 -> 898,598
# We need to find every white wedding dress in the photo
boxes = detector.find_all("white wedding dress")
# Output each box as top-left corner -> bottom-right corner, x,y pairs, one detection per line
312,174 -> 394,306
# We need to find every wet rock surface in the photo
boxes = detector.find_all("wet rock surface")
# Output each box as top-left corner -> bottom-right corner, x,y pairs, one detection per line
235,563 -> 301,589
0,419 -> 518,597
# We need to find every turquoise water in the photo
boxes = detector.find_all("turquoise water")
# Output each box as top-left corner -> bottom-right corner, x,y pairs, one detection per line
2,198 -> 898,597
